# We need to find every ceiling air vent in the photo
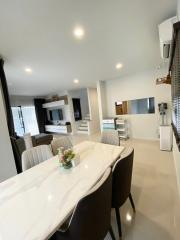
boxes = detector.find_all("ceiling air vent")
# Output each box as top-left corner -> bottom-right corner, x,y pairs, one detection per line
163,43 -> 171,59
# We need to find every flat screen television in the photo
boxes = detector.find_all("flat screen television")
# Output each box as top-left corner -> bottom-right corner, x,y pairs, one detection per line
49,109 -> 63,121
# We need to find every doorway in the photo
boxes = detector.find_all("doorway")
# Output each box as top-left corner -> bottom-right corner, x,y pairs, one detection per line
72,98 -> 82,121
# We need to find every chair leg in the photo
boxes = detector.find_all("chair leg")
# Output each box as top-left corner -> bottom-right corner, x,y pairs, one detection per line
129,193 -> 136,212
109,225 -> 116,240
115,207 -> 122,238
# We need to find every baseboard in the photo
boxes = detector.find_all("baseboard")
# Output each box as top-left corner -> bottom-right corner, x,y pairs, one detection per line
131,137 -> 159,142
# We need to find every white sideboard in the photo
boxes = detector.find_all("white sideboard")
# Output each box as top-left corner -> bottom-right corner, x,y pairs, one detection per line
45,125 -> 71,134
159,125 -> 172,151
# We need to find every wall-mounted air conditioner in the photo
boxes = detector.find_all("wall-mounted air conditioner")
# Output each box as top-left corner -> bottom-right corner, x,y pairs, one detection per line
158,16 -> 178,59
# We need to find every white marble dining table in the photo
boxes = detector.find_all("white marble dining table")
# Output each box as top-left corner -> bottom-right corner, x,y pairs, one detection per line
0,141 -> 124,240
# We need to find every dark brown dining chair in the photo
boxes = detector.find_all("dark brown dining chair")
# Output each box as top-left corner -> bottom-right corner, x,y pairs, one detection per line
112,147 -> 135,238
10,137 -> 26,173
51,168 -> 116,240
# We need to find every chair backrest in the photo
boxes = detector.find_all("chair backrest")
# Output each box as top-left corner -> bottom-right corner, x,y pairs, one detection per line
11,137 -> 26,173
23,133 -> 33,149
112,147 -> 134,208
66,168 -> 112,240
51,136 -> 73,155
22,145 -> 53,171
101,130 -> 119,146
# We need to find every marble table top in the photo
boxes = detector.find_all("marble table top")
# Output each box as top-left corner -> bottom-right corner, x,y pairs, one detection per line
0,141 -> 124,240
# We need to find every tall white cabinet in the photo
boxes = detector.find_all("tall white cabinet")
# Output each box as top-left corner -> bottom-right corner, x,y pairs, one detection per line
159,126 -> 172,151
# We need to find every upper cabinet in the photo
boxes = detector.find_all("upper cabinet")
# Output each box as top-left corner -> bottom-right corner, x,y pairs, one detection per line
42,95 -> 68,108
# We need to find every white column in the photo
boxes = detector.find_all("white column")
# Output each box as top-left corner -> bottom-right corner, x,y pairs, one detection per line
87,88 -> 100,134
0,86 -> 17,182
97,81 -> 107,132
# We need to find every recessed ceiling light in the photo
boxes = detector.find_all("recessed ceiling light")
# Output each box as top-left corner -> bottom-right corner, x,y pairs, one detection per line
73,27 -> 85,39
116,63 -> 123,69
25,67 -> 32,73
126,213 -> 132,222
74,79 -> 79,84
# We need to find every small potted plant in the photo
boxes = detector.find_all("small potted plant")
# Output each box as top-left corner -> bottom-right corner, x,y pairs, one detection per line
58,147 -> 75,169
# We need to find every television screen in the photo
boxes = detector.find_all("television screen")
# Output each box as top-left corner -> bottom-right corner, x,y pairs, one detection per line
49,109 -> 63,121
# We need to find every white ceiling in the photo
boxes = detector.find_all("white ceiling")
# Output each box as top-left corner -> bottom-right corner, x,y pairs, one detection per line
0,0 -> 177,96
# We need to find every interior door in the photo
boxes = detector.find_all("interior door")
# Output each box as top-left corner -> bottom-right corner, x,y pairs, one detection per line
72,98 -> 82,121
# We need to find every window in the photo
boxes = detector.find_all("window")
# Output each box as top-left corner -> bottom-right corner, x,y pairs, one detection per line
115,97 -> 155,115
170,23 -> 180,151
12,106 -> 39,136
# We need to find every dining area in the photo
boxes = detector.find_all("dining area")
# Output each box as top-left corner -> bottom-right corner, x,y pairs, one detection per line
0,131 -> 135,240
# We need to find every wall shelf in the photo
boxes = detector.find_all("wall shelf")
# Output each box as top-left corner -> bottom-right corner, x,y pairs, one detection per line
43,100 -> 67,109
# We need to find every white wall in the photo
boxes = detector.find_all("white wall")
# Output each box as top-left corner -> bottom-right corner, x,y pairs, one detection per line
10,95 -> 35,107
87,88 -> 100,134
103,68 -> 171,140
97,81 -> 108,132
0,87 -> 17,182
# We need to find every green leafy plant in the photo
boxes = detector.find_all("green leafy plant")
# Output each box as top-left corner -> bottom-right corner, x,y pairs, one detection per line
58,147 -> 75,168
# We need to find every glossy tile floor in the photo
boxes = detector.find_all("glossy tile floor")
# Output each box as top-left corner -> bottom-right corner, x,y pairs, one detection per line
56,133 -> 180,240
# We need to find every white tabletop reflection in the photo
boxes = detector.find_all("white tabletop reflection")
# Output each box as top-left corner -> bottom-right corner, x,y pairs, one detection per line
0,141 -> 124,240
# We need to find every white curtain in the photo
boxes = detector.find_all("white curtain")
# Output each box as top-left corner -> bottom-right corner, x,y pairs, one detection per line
12,106 -> 39,136
22,106 -> 39,136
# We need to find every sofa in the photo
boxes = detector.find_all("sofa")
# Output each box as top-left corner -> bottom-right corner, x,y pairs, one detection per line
32,133 -> 53,147
11,133 -> 53,173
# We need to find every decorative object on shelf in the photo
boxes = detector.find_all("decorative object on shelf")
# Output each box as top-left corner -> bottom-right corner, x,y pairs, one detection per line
52,95 -> 60,101
58,147 -> 75,169
43,95 -> 68,107
156,73 -> 171,85
46,98 -> 52,103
